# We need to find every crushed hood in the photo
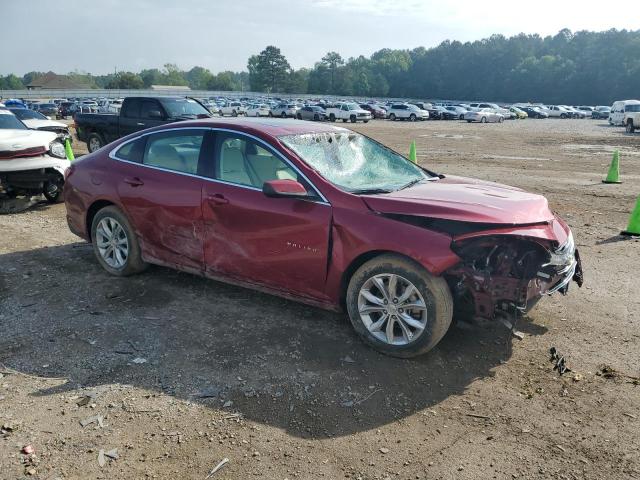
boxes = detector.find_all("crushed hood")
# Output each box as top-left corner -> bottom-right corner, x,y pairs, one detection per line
0,128 -> 58,151
362,175 -> 555,225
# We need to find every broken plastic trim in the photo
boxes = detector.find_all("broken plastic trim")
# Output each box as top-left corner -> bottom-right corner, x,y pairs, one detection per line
380,212 -> 550,236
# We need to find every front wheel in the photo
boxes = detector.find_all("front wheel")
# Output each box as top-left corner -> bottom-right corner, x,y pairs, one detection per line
346,254 -> 453,358
43,174 -> 64,203
480,117 -> 486,123
350,115 -> 357,123
626,122 -> 635,133
389,113 -> 396,121
91,206 -> 148,277
498,116 -> 504,123
281,111 -> 287,118
409,113 -> 417,122
329,113 -> 336,122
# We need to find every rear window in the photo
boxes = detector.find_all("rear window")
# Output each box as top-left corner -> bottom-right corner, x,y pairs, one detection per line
114,138 -> 146,163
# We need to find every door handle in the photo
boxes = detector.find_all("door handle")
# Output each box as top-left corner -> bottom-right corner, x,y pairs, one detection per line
123,176 -> 144,187
205,193 -> 229,205
136,122 -> 145,126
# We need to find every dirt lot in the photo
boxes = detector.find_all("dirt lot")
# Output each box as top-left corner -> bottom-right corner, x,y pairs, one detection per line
1,119 -> 639,480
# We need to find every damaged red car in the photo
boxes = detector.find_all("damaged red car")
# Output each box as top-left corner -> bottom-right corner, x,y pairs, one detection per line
64,118 -> 583,358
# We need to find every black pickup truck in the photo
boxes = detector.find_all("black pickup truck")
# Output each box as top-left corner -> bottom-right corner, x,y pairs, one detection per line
75,97 -> 212,152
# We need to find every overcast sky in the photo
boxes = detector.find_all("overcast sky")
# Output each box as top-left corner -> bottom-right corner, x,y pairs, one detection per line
2,0 -> 639,75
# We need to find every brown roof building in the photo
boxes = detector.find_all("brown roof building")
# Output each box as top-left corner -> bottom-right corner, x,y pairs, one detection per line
26,72 -> 91,90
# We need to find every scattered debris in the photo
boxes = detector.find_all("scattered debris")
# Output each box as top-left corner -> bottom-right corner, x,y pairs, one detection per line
466,413 -> 492,421
76,394 -> 95,407
205,457 -> 229,478
196,386 -> 222,398
80,415 -> 104,428
98,448 -> 118,467
554,445 -> 566,453
22,445 -> 34,454
379,447 -> 389,454
131,357 -> 147,364
223,400 -> 233,408
597,364 -> 640,383
549,347 -> 571,375
623,413 -> 637,419
341,355 -> 355,363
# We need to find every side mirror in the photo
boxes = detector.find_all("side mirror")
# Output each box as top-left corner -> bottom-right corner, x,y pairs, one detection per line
148,109 -> 163,119
263,179 -> 308,199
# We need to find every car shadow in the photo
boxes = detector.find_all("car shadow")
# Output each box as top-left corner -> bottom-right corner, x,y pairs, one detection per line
0,242 -> 542,439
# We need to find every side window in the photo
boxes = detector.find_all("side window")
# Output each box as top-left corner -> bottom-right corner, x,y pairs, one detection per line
121,99 -> 141,118
143,130 -> 204,174
140,100 -> 164,120
114,138 -> 146,163
216,134 -> 299,189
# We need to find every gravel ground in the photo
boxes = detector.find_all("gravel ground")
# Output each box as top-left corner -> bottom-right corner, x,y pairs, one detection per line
0,118 -> 639,480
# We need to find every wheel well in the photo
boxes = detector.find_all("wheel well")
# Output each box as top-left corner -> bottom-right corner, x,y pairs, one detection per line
339,250 -> 420,310
86,200 -> 115,239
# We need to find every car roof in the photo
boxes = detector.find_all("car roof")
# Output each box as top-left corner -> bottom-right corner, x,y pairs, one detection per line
169,117 -> 350,137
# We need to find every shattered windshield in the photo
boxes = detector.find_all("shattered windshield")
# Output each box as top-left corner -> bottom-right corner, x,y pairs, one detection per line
279,132 -> 432,193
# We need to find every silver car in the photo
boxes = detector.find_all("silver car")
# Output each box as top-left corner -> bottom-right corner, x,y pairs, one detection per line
464,108 -> 504,123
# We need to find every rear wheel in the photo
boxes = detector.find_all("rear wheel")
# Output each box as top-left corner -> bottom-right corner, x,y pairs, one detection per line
313,114 -> 319,121
91,206 -> 148,277
498,116 -> 504,123
232,110 -> 238,117
389,113 -> 396,121
87,133 -> 105,153
409,113 -> 417,122
329,113 -> 336,122
346,254 -> 453,358
297,113 -> 302,120
560,113 -> 567,119
480,117 -> 486,123
281,111 -> 287,118
350,115 -> 357,123
626,121 -> 635,133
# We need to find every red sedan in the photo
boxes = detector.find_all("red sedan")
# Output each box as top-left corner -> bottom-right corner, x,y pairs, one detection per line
64,118 -> 582,357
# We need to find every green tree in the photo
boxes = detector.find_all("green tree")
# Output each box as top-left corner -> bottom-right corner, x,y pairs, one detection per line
106,72 -> 144,89
247,46 -> 291,93
321,51 -> 344,92
186,66 -> 213,90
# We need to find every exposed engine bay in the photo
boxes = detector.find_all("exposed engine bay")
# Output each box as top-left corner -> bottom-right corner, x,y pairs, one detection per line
446,234 -> 583,322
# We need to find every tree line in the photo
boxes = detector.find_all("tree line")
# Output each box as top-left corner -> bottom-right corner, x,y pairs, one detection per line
2,29 -> 639,104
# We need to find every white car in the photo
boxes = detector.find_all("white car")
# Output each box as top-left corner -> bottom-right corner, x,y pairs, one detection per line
7,108 -> 71,137
0,109 -> 69,212
609,99 -> 640,126
540,105 -> 573,118
464,108 -> 504,123
270,103 -> 300,118
386,104 -> 429,121
219,102 -> 246,117
325,102 -> 372,123
245,104 -> 271,117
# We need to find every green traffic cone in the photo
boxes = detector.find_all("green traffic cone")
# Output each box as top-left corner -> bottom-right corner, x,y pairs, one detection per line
602,150 -> 621,184
408,140 -> 417,163
64,138 -> 75,161
621,195 -> 640,236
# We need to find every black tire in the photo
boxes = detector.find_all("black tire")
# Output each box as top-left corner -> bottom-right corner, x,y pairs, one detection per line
389,113 -> 396,121
342,119 -> 348,123
346,254 -> 453,358
268,111 -> 273,117
467,120 -> 472,123
329,113 -> 336,122
363,120 -> 369,123
560,113 -> 567,119
350,115 -> 357,123
626,121 -> 635,133
480,117 -> 486,123
459,114 -> 464,120
296,113 -> 302,120
91,206 -> 148,277
43,173 -> 64,203
232,110 -> 238,117
281,111 -> 287,118
313,114 -> 319,121
498,116 -> 504,123
409,113 -> 417,122
87,132 -> 105,153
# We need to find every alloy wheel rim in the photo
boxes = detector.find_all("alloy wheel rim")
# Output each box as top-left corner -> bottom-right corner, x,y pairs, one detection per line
89,138 -> 101,151
357,274 -> 428,346
96,217 -> 129,269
